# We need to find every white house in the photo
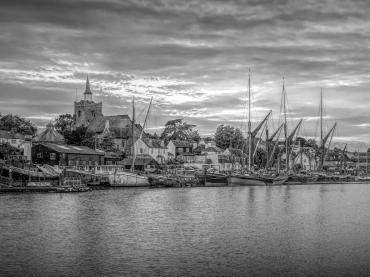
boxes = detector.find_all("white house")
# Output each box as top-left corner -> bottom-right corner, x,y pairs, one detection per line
135,138 -> 167,163
0,130 -> 32,160
167,140 -> 194,163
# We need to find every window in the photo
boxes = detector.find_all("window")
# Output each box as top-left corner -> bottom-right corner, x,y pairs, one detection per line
11,139 -> 16,144
50,153 -> 56,160
78,111 -> 81,117
37,153 -> 43,158
178,147 -> 183,153
140,148 -> 143,154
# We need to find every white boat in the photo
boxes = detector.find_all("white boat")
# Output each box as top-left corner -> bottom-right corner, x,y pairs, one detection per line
108,171 -> 149,187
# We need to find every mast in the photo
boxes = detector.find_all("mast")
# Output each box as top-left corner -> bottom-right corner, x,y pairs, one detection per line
139,97 -> 153,140
367,149 -> 369,177
130,96 -> 136,172
320,88 -> 324,171
283,77 -> 288,173
248,69 -> 252,173
265,127 -> 269,172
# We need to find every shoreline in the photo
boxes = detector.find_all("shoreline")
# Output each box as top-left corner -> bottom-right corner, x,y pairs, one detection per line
1,181 -> 370,193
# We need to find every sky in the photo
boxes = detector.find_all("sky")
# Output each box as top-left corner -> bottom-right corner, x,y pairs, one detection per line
1,0 -> 370,149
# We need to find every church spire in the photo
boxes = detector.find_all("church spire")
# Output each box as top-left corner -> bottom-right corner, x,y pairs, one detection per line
84,74 -> 93,101
84,74 -> 92,94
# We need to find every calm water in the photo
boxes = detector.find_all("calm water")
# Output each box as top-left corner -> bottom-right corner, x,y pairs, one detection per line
1,184 -> 370,276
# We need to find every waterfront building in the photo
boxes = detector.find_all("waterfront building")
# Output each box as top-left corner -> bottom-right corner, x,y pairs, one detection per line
120,154 -> 158,172
0,130 -> 32,161
32,143 -> 104,166
134,138 -> 167,163
167,140 -> 194,163
290,148 -> 317,171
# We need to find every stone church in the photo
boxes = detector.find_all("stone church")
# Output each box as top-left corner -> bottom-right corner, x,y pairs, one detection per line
74,75 -> 142,153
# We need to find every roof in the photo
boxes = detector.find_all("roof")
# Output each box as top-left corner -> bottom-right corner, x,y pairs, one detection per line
204,146 -> 222,153
224,148 -> 243,156
87,115 -> 134,137
35,123 -> 64,143
170,140 -> 193,148
120,154 -> 158,166
142,138 -> 166,149
0,130 -> 25,140
84,75 -> 92,95
37,143 -> 105,155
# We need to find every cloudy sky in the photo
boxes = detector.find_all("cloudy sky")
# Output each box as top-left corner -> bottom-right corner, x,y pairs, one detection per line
1,0 -> 370,148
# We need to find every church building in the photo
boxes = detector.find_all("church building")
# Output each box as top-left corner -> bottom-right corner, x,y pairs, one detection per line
73,75 -> 142,154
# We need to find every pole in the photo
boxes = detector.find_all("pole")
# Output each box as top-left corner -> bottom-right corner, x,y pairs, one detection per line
130,96 -> 136,172
320,88 -> 324,171
283,78 -> 288,174
265,128 -> 269,172
248,69 -> 252,173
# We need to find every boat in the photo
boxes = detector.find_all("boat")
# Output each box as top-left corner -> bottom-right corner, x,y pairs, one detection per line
228,70 -> 271,186
228,174 -> 267,186
109,171 -> 149,187
107,96 -> 149,187
197,172 -> 228,187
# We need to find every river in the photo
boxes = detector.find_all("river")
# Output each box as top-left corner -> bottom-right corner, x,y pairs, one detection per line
1,184 -> 370,276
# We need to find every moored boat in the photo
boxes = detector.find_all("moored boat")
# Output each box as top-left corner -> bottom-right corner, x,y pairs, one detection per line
108,171 -> 149,187
228,174 -> 267,186
197,173 -> 228,187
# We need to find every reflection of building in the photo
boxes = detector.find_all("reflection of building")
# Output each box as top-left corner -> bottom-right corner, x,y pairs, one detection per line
73,75 -> 142,153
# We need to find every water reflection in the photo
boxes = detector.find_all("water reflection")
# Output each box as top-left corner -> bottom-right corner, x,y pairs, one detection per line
1,185 -> 370,276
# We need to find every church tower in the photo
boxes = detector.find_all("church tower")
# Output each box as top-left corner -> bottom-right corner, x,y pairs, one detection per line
74,75 -> 103,127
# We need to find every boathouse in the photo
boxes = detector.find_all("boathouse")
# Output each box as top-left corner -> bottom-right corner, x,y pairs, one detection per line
32,143 -> 104,166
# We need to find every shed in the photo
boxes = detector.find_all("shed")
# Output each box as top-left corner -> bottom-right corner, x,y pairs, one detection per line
32,143 -> 104,166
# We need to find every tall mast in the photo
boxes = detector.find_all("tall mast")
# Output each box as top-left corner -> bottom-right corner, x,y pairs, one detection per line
139,97 -> 153,140
130,96 -> 136,171
283,77 -> 288,173
248,69 -> 252,172
320,88 -> 323,170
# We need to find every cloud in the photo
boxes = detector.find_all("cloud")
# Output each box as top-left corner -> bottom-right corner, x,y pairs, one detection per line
1,0 -> 370,148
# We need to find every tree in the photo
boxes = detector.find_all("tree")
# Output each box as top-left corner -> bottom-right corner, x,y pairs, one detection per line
64,126 -> 95,148
54,114 -> 74,137
214,124 -> 244,150
160,118 -> 199,143
0,114 -> 37,135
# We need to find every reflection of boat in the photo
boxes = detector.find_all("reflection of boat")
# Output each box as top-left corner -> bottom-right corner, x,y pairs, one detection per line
197,173 -> 228,187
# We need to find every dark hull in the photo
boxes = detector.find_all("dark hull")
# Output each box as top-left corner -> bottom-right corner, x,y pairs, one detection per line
228,175 -> 266,186
198,174 -> 228,187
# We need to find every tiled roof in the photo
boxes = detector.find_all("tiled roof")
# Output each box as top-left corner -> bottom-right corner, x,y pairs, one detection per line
38,143 -> 105,155
120,154 -> 158,166
204,146 -> 222,153
171,140 -> 193,148
142,138 -> 166,149
35,123 -> 64,143
224,148 -> 243,156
